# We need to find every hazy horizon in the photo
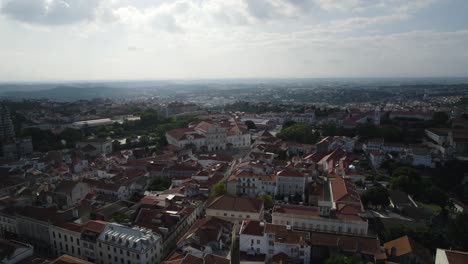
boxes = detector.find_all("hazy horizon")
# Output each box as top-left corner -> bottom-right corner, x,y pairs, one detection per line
1,0 -> 468,81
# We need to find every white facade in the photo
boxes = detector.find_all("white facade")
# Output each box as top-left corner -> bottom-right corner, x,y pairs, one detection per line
272,208 -> 368,235
50,224 -> 83,259
97,223 -> 163,264
239,221 -> 311,264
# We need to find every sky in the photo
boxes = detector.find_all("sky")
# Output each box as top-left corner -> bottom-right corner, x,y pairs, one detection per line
0,0 -> 468,81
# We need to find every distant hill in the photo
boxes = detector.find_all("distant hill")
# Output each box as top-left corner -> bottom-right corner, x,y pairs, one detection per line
1,86 -> 136,101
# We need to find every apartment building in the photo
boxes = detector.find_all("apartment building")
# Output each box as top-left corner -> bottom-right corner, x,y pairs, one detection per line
239,220 -> 311,264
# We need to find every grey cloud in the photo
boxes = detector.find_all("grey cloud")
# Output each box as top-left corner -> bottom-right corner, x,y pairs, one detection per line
244,0 -> 281,20
1,0 -> 101,25
152,13 -> 183,33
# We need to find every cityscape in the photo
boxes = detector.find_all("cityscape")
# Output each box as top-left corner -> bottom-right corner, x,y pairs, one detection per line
1,1 -> 468,264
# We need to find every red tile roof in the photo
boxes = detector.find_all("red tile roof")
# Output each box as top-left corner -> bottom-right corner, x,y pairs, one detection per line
276,168 -> 304,178
207,195 -> 263,213
240,220 -> 265,236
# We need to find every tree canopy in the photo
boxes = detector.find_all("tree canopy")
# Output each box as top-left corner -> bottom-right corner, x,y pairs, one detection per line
258,194 -> 273,210
362,185 -> 390,208
211,181 -> 227,198
277,123 -> 320,144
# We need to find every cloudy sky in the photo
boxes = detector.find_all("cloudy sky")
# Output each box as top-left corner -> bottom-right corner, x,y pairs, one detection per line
0,0 -> 467,81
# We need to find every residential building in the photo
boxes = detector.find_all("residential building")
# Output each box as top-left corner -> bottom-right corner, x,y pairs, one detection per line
272,204 -> 368,235
425,128 -> 450,145
52,181 -> 91,209
97,223 -> 163,264
239,220 -> 311,264
370,150 -> 385,168
50,222 -> 84,259
275,168 -> 306,202
76,139 -> 113,156
227,170 -> 276,197
206,195 -> 264,225
176,217 -> 233,258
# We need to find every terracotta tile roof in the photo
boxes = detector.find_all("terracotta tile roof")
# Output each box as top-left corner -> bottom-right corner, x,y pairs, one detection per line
443,249 -> 468,264
166,128 -> 197,141
240,220 -> 265,236
273,204 -> 320,217
82,220 -> 106,234
309,231 -> 386,260
50,255 -> 93,264
207,195 -> 263,213
203,254 -> 230,264
163,254 -> 203,264
276,168 -> 304,178
239,251 -> 266,262
330,176 -> 361,204
179,217 -> 232,245
384,235 -> 432,263
272,252 -> 290,264
265,223 -> 309,245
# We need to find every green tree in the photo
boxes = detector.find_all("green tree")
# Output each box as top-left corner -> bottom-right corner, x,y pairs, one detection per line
147,177 -> 171,191
244,120 -> 257,130
211,181 -> 227,198
356,123 -> 380,140
362,186 -> 390,208
258,194 -> 273,210
282,120 -> 297,129
390,174 -> 422,195
448,212 -> 468,251
325,255 -> 360,264
277,123 -> 320,144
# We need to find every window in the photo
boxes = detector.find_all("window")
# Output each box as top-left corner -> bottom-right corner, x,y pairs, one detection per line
78,248 -> 80,255
53,232 -> 56,238
257,240 -> 260,244
71,237 -> 73,242
77,239 -> 80,246
64,235 -> 67,242
59,233 -> 61,239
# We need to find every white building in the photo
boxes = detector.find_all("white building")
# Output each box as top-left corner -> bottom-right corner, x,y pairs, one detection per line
227,170 -> 276,197
239,220 -> 311,264
166,120 -> 251,152
425,128 -> 450,145
76,139 -> 113,155
97,223 -> 163,264
50,222 -> 84,259
369,150 -> 385,169
272,204 -> 368,235
275,168 -> 306,201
